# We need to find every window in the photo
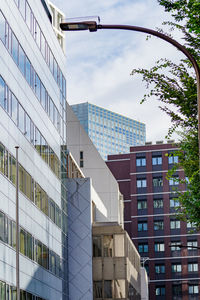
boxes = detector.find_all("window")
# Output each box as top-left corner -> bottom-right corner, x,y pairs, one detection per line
152,156 -> 162,165
188,263 -> 198,272
138,243 -> 148,253
0,281 -> 6,300
137,179 -> 147,188
25,57 -> 31,85
0,11 -> 6,44
187,221 -> 195,229
156,286 -> 165,296
18,104 -> 25,134
94,281 -> 102,298
136,157 -> 146,167
172,285 -> 182,297
103,235 -> 113,257
170,199 -> 180,207
138,221 -> 148,231
0,212 -> 5,242
155,242 -> 165,252
169,176 -> 179,186
104,280 -> 113,298
171,263 -> 182,273
18,45 -> 25,75
20,228 -> 26,256
170,220 -> 180,229
155,264 -> 165,274
93,236 -> 101,257
168,155 -> 178,164
11,32 -> 18,65
153,177 -> 163,187
170,241 -> 181,251
153,199 -> 163,208
189,285 -> 199,295
11,93 -> 18,125
80,151 -> 84,168
187,240 -> 198,250
137,200 -> 147,210
154,220 -> 164,231
0,76 -> 5,109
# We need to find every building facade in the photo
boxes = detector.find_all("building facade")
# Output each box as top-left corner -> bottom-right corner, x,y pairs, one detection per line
107,142 -> 200,300
0,0 -> 68,299
71,102 -> 146,160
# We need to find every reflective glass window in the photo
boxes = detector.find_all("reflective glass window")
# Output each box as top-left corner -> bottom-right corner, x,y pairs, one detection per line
26,172 -> 32,200
40,83 -> 46,108
19,0 -> 26,19
41,189 -> 48,216
11,93 -> 18,125
11,32 -> 18,65
35,74 -> 41,100
42,244 -> 49,269
49,50 -> 53,74
36,240 -> 42,266
41,32 -> 45,57
49,199 -> 55,223
49,98 -> 54,122
18,104 -> 25,133
0,11 -> 6,44
27,232 -> 33,259
0,281 -> 6,300
25,57 -> 31,85
34,128 -> 41,154
25,2 -> 31,30
19,165 -> 26,194
30,120 -> 34,145
12,222 -> 16,249
25,113 -> 31,142
35,183 -> 42,210
35,21 -> 41,48
19,45 -> 25,75
0,76 -> 5,109
50,251 -> 56,274
20,228 -> 26,255
0,143 -> 5,174
0,212 -> 5,241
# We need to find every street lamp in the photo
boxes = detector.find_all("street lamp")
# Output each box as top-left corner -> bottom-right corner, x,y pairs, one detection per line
60,20 -> 200,161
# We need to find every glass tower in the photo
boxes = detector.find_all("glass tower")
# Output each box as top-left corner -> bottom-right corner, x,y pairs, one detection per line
71,102 -> 146,160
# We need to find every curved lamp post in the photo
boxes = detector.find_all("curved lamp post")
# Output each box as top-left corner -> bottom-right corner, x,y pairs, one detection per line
60,21 -> 200,160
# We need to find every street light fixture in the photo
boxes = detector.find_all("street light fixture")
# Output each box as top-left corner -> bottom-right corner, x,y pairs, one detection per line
60,20 -> 200,161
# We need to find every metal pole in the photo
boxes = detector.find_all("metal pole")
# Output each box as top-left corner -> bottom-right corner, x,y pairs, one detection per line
15,146 -> 20,300
97,24 -> 200,165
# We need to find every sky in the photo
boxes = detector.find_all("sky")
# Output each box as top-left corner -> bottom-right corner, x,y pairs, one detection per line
53,0 -> 185,143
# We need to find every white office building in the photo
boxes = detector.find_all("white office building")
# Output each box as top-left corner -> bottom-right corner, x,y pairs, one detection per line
0,0 -> 68,299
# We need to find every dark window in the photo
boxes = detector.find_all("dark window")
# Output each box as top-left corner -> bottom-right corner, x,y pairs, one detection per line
137,200 -> 147,210
153,199 -> 163,208
137,179 -> 147,188
136,157 -> 146,167
138,221 -> 148,231
93,236 -> 101,257
94,281 -> 102,298
155,264 -> 165,274
152,156 -> 162,165
156,286 -> 165,296
172,285 -> 182,297
154,220 -> 164,230
171,263 -> 182,273
138,243 -> 148,253
189,285 -> 199,294
104,280 -> 112,298
153,177 -> 163,187
80,151 -> 84,168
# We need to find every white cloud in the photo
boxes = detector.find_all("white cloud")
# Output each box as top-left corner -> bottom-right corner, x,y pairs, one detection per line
53,0 -> 185,143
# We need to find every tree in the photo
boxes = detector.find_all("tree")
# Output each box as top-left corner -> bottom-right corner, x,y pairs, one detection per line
158,0 -> 200,35
131,2 -> 200,228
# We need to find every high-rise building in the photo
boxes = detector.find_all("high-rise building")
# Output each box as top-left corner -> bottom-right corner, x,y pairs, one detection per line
106,142 -> 200,300
0,0 -> 68,299
71,102 -> 146,160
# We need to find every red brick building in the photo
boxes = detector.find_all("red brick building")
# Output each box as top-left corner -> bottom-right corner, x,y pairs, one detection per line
106,142 -> 200,300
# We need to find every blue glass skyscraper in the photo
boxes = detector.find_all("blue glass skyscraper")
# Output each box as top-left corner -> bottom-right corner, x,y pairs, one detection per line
71,102 -> 146,160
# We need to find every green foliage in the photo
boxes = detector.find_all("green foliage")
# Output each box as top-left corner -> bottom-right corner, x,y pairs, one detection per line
131,3 -> 200,227
158,0 -> 200,35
